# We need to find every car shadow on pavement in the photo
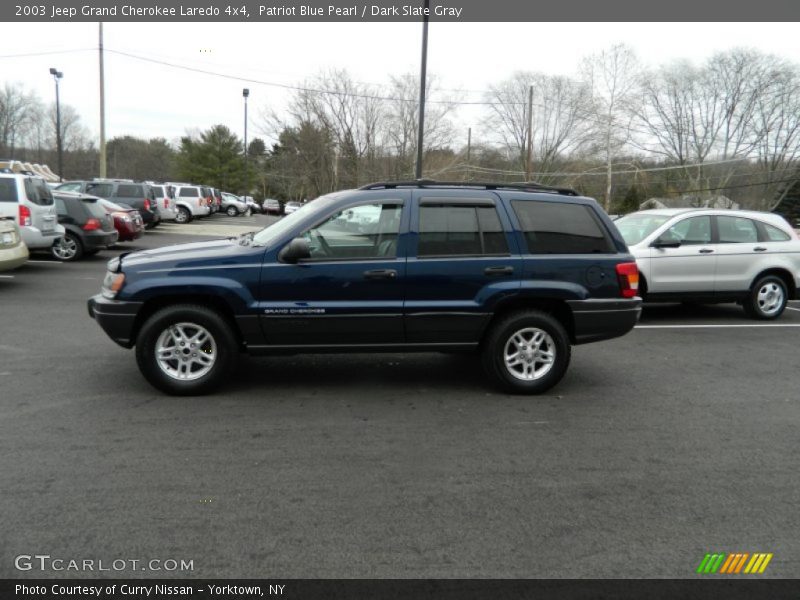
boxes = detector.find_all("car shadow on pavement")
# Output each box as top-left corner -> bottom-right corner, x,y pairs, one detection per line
230,352 -> 488,394
639,301 -> 754,322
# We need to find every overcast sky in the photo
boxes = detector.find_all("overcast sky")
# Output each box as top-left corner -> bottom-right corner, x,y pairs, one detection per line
2,22 -> 799,149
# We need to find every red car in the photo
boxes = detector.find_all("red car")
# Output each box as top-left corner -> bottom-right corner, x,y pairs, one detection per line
97,198 -> 144,242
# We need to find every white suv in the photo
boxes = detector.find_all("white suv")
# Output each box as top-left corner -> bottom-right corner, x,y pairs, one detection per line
168,183 -> 211,224
615,209 -> 800,319
0,173 -> 64,250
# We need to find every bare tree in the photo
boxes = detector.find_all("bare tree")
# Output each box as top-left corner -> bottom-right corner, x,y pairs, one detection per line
483,72 -> 593,180
580,44 -> 640,210
0,83 -> 41,156
384,73 -> 458,179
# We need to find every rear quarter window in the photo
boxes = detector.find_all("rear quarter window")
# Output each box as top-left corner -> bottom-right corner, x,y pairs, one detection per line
24,178 -> 54,206
0,178 -> 18,203
115,184 -> 144,197
762,222 -> 791,242
82,198 -> 108,219
511,200 -> 614,254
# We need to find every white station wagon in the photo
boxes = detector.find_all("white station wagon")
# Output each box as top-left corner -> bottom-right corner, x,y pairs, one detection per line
615,209 -> 800,319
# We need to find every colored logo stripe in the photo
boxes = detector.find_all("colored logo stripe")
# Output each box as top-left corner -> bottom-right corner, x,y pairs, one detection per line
698,553 -> 773,574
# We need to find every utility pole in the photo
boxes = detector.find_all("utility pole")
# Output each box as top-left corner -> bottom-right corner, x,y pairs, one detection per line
467,127 -> 471,162
414,0 -> 429,180
98,22 -> 107,178
525,85 -> 533,182
242,88 -> 249,195
49,68 -> 64,181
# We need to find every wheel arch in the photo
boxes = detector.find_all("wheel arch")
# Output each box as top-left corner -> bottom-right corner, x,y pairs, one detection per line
481,297 -> 575,345
750,267 -> 796,299
130,295 -> 245,350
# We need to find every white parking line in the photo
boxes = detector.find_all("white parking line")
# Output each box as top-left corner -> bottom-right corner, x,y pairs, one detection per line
636,324 -> 800,329
785,306 -> 800,312
0,275 -> 14,279
26,260 -> 61,264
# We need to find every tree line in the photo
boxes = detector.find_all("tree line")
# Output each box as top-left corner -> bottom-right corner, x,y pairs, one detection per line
2,45 -> 799,211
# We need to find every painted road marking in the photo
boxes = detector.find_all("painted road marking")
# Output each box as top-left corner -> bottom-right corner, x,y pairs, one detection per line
636,324 -> 800,329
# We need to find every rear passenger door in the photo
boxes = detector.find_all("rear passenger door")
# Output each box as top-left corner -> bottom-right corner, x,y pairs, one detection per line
713,215 -> 760,292
404,192 -> 521,345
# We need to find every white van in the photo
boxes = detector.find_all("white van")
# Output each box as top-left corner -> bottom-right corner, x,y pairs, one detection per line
0,173 -> 64,250
168,183 -> 212,223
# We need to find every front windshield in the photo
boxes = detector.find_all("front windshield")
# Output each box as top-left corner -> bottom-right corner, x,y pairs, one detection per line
614,213 -> 671,246
252,194 -> 339,247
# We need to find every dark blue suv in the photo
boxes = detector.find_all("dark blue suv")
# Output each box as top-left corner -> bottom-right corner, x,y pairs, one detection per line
88,181 -> 642,396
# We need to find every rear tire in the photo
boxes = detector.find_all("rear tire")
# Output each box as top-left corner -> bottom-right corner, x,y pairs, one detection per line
51,232 -> 83,262
743,275 -> 787,320
226,206 -> 238,217
175,207 -> 191,224
481,310 -> 571,394
135,304 -> 239,395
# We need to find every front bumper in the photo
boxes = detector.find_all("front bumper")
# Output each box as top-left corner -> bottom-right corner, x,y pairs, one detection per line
88,294 -> 143,348
567,297 -> 642,344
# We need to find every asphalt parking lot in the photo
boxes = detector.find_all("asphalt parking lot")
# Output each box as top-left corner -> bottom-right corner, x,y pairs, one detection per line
1,213 -> 798,579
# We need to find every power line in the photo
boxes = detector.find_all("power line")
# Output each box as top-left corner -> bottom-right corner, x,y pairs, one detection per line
0,48 -> 94,59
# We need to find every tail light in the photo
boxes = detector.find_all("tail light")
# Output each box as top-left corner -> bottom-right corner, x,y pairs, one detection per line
144,198 -> 151,211
164,198 -> 169,209
19,205 -> 32,226
83,218 -> 102,231
616,262 -> 640,298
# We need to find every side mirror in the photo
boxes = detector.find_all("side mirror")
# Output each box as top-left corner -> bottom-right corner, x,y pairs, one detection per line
651,237 -> 681,249
278,237 -> 311,264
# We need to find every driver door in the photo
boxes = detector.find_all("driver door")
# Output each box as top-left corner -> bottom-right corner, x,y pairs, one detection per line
259,198 -> 408,346
648,215 -> 717,293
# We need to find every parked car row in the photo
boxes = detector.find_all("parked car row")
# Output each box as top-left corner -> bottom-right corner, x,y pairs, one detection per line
0,171 -> 256,267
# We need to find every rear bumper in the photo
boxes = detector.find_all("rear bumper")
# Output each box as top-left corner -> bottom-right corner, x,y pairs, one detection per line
567,297 -> 642,344
84,230 -> 119,250
88,294 -> 142,348
20,225 -> 64,250
0,243 -> 29,272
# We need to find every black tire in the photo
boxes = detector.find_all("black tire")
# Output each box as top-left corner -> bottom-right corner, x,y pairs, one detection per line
481,310 -> 571,394
175,207 -> 192,224
51,232 -> 84,262
135,304 -> 239,395
743,275 -> 788,320
226,206 -> 238,217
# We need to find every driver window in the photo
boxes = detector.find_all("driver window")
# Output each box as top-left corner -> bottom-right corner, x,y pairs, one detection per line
662,216 -> 711,245
302,202 -> 402,260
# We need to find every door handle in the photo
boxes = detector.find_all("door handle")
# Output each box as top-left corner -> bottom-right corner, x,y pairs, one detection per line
753,246 -> 767,252
363,269 -> 397,280
484,266 -> 514,276
698,248 -> 714,254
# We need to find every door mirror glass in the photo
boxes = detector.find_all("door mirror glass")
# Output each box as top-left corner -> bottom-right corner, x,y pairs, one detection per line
278,237 -> 311,264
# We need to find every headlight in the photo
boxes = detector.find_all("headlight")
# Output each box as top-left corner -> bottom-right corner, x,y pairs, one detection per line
101,271 -> 126,299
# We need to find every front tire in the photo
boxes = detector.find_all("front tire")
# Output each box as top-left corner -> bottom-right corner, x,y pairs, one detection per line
135,305 -> 239,395
743,275 -> 788,320
481,310 -> 571,394
51,232 -> 83,262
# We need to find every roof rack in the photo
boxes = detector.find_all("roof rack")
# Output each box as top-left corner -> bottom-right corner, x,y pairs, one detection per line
358,179 -> 579,196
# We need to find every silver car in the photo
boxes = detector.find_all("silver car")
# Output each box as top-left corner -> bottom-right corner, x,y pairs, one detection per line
615,209 -> 800,319
0,173 -> 64,251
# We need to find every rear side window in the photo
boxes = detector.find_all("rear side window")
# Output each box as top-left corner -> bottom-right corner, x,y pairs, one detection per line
717,216 -> 758,243
179,188 -> 199,198
55,198 -> 68,215
85,182 -> 114,198
115,184 -> 144,197
0,178 -> 18,203
82,197 -> 108,219
512,200 -> 613,254
24,178 -> 54,206
418,203 -> 509,256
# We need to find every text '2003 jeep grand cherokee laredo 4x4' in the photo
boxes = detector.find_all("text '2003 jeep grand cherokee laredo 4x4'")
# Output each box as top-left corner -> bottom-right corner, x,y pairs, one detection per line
88,181 -> 642,396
